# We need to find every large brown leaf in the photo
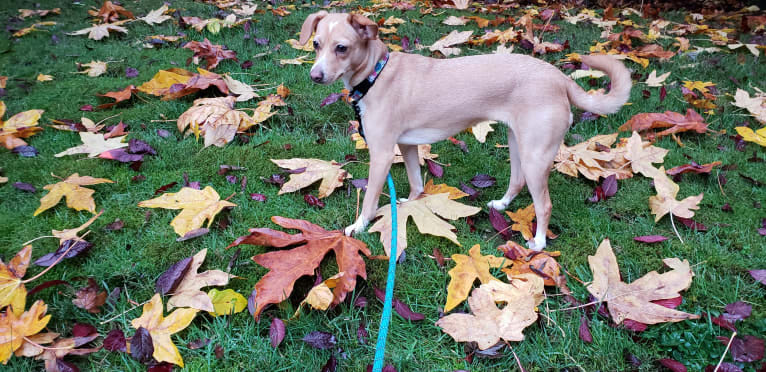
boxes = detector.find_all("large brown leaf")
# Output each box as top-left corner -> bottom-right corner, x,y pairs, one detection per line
270,158 -> 351,198
90,1 -> 134,23
587,239 -> 700,325
183,39 -> 238,70
227,216 -> 371,320
619,109 -> 708,138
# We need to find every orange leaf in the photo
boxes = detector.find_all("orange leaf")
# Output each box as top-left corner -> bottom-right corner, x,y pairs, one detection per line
0,300 -> 51,363
96,85 -> 137,109
0,245 -> 32,316
619,109 -> 708,138
227,216 -> 371,320
498,241 -> 560,286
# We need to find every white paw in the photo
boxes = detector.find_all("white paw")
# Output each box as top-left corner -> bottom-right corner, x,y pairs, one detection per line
487,199 -> 509,211
527,237 -> 546,252
344,218 -> 369,236
398,198 -> 409,203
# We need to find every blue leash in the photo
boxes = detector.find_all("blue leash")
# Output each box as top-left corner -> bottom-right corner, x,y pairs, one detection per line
372,173 -> 398,372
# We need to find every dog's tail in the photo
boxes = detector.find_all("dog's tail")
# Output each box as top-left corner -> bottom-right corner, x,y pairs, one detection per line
566,54 -> 632,115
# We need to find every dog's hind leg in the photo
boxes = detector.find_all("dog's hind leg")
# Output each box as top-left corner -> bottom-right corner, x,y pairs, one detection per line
399,144 -> 424,201
488,129 -> 525,211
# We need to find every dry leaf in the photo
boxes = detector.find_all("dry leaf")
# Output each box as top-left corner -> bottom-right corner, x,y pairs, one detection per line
97,85 -> 137,109
131,294 -> 198,367
91,1 -> 134,23
138,186 -> 236,237
470,121 -> 495,143
444,244 -> 511,312
423,179 -> 469,200
227,216 -> 371,320
183,39 -> 238,70
587,239 -> 700,325
732,88 -> 766,124
165,249 -> 233,312
139,5 -> 171,25
36,74 -> 53,82
176,96 -> 263,148
622,131 -> 669,177
76,61 -> 107,77
735,126 -> 766,147
0,103 -> 44,150
620,109 -> 708,139
0,300 -> 51,363
644,70 -> 671,87
0,245 -> 32,316
54,132 -> 128,158
34,173 -> 114,216
429,30 -> 473,56
67,21 -> 128,41
137,68 -> 194,96
270,158 -> 351,198
648,167 -> 704,222
498,241 -> 560,286
296,273 -> 344,316
506,204 -> 557,241
222,75 -> 258,102
369,193 -> 481,259
436,274 -> 544,350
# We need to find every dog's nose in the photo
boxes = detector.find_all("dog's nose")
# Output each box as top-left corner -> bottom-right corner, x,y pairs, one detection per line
310,70 -> 324,83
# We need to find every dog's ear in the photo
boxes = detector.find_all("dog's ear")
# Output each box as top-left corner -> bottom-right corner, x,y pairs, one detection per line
348,13 -> 378,41
299,11 -> 328,45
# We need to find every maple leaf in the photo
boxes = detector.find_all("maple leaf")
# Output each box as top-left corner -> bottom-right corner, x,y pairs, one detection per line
207,289 -> 247,317
96,85 -> 137,109
469,121 -> 495,143
436,274 -> 544,350
54,132 -> 128,158
622,131 -> 669,177
554,133 -> 630,181
139,5 -> 171,25
18,8 -> 61,19
90,1 -> 134,23
76,60 -> 107,77
0,245 -> 32,316
12,22 -> 57,38
423,179 -> 469,200
72,278 -> 106,314
0,102 -> 44,150
48,210 -> 102,245
137,186 -> 236,237
36,74 -> 53,82
619,109 -> 709,138
647,167 -> 704,222
505,204 -> 557,241
270,158 -> 351,198
735,126 -> 766,147
369,193 -> 481,259
161,68 -> 229,101
131,294 -> 198,367
13,332 -> 58,358
587,239 -> 700,325
732,88 -> 766,124
0,300 -> 51,364
227,216 -> 370,320
137,68 -> 194,96
34,173 -> 113,216
183,39 -> 238,70
644,70 -> 671,87
163,249 -> 233,312
444,244 -> 511,312
222,75 -> 259,102
296,273 -> 345,316
497,241 -> 561,286
353,134 -> 438,165
429,30 -> 473,56
67,21 -> 128,41
176,96 -> 265,148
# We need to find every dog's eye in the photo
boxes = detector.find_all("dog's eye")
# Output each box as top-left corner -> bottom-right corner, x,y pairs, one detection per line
336,44 -> 347,53
313,40 -> 319,49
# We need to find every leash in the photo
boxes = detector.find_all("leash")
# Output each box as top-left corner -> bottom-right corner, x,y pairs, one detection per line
349,53 -> 396,372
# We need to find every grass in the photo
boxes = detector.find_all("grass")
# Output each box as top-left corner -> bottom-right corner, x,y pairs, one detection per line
1,0 -> 765,371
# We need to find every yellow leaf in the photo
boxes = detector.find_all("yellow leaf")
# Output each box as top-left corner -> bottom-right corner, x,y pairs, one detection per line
207,289 -> 247,317
0,300 -> 51,364
286,37 -> 313,51
735,126 -> 766,147
279,55 -> 313,66
647,167 -> 703,222
469,121 -> 495,143
131,294 -> 198,367
271,158 -> 351,198
34,174 -> 113,216
76,60 -> 108,77
506,204 -> 556,241
445,245 -> 510,312
177,96 -> 263,148
138,187 -> 236,237
0,245 -> 32,317
137,68 -> 194,96
36,74 -> 53,82
295,272 -> 345,316
682,80 -> 715,94
369,193 -> 481,259
423,179 -> 469,200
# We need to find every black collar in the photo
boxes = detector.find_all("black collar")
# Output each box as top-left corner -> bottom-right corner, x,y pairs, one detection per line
349,52 -> 390,139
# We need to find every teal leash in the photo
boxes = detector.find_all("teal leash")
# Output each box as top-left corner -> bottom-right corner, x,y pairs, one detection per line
372,173 -> 398,372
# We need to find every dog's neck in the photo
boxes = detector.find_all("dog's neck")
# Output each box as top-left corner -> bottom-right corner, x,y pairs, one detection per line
343,39 -> 389,90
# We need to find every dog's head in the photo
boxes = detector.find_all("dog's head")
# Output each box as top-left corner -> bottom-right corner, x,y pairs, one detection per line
299,12 -> 379,85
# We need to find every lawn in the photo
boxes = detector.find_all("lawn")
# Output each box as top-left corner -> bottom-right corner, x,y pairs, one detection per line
0,0 -> 764,371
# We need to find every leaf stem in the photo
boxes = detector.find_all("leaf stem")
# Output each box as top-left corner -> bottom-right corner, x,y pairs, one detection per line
713,331 -> 736,372
99,299 -> 150,325
22,239 -> 80,284
22,336 -> 73,351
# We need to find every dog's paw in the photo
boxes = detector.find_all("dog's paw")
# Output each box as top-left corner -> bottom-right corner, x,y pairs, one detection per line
344,218 -> 369,236
526,237 -> 546,252
487,199 -> 510,211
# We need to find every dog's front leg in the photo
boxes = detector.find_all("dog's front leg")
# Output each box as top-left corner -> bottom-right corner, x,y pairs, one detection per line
345,142 -> 395,236
398,144 -> 423,201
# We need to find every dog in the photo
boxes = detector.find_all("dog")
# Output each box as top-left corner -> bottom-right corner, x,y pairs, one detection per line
299,11 -> 631,250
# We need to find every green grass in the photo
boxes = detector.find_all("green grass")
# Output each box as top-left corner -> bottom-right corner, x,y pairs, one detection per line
1,1 -> 765,371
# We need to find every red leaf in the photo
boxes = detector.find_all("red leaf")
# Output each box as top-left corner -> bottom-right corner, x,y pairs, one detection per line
579,316 -> 593,343
426,159 -> 443,178
374,287 -> 425,321
304,194 -> 325,208
302,331 -> 337,349
489,208 -> 512,240
633,235 -> 669,243
470,174 -> 496,188
269,318 -> 286,348
103,329 -> 126,352
658,358 -> 687,372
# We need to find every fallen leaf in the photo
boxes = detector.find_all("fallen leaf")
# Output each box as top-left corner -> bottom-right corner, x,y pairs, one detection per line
207,289 -> 246,316
222,74 -> 258,102
92,1 -> 134,23
36,74 -> 53,82
619,109 -> 708,138
436,274 -> 544,350
271,158 -> 351,198
97,85 -> 137,109
0,103 -> 44,150
269,318 -> 285,348
72,278 -> 107,313
103,329 -> 126,352
139,5 -> 171,25
297,272 -> 344,315
131,294 -> 198,367
666,161 -> 721,176
54,132 -> 128,158
369,193 -> 481,259
423,179 -> 469,200
373,287 -> 425,321
429,30 -> 473,56
658,359 -> 687,372
634,235 -> 669,243
183,39 -> 238,70
648,167 -> 704,222
735,126 -> 766,147
227,216 -> 370,320
587,239 -> 700,325
302,331 -> 336,350
34,173 -> 113,216
0,245 -> 32,316
644,70 -> 671,87
177,96 -> 267,148
444,244 -> 511,312
498,241 -> 560,286
34,239 -> 93,267
731,88 -> 766,124
76,60 -> 108,77
622,131 -> 669,177
67,21 -> 128,41
0,300 -> 51,363
506,204 -> 557,241
137,68 -> 194,96
137,186 -> 236,237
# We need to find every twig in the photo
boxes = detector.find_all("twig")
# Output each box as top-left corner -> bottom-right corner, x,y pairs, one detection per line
23,336 -> 74,351
95,113 -> 121,126
716,170 -> 726,196
99,299 -> 150,325
669,214 -> 684,244
22,235 -> 56,245
714,331 -> 737,372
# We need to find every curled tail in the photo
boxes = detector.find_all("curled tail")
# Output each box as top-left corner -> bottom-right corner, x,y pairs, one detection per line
566,54 -> 632,115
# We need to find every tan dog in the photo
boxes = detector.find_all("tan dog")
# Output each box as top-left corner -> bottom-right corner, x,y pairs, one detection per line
299,11 -> 631,250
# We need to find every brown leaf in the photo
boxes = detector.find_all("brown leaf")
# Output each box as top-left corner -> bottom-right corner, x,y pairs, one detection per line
97,85 -> 137,109
586,239 -> 699,325
497,241 -> 560,286
227,216 -> 371,320
619,109 -> 708,138
183,39 -> 238,70
165,249 -> 233,312
271,158 -> 351,198
72,278 -> 107,313
92,1 -> 134,23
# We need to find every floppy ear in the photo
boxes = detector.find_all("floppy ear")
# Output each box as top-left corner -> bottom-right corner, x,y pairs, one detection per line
348,13 -> 378,40
299,11 -> 328,45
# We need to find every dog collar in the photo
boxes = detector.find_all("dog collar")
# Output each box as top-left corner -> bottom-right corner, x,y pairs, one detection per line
350,53 -> 389,139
